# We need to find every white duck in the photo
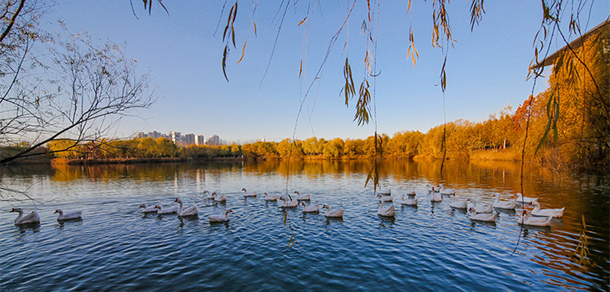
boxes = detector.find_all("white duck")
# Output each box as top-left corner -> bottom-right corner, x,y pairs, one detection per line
174,198 -> 199,217
279,195 -> 298,208
294,191 -> 311,201
430,188 -> 442,202
517,210 -> 553,227
209,209 -> 233,223
492,193 -> 517,210
241,188 -> 257,198
139,203 -> 157,213
263,192 -> 278,201
55,209 -> 83,221
469,208 -> 498,222
302,202 -> 319,213
377,201 -> 395,217
449,195 -> 468,209
529,201 -> 565,218
322,204 -> 344,218
439,184 -> 456,196
400,194 -> 418,206
10,208 -> 40,225
470,200 -> 493,214
154,204 -> 178,215
515,193 -> 538,204
212,192 -> 227,203
377,194 -> 394,202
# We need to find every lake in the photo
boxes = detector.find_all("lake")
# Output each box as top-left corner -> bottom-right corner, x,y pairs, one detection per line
1,160 -> 608,291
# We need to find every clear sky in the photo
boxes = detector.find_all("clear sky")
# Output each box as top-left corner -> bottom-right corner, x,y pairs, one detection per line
43,1 -> 609,144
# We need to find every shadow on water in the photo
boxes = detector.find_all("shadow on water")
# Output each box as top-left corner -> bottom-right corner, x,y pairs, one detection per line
209,221 -> 230,229
178,216 -> 199,228
401,205 -> 418,212
378,215 -> 396,226
325,217 -> 343,225
56,218 -> 83,229
14,223 -> 41,234
522,225 -> 553,236
470,220 -> 497,228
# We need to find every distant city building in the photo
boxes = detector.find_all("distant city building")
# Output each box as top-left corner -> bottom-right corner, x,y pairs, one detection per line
207,135 -> 221,146
149,131 -> 163,139
184,133 -> 195,146
195,135 -> 205,146
136,130 -> 216,146
170,131 -> 181,144
136,131 -> 165,139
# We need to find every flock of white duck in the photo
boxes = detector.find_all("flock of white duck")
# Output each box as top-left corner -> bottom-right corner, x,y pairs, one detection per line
8,184 -> 565,227
374,184 -> 565,227
137,188 -> 343,222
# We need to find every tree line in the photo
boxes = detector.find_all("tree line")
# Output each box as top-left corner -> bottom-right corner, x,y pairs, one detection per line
10,20 -> 607,170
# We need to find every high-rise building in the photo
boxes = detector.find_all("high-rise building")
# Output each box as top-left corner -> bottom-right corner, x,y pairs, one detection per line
184,133 -> 195,146
195,135 -> 205,146
170,131 -> 181,144
207,135 -> 220,146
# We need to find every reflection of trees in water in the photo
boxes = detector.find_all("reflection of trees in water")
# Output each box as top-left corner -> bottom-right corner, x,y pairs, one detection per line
41,159 -> 587,193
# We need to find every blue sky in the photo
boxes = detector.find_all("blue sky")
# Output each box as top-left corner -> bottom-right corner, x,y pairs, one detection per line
44,1 -> 609,144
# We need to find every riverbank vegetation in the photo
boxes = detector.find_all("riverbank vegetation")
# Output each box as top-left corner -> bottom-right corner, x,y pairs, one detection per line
40,72 -> 607,170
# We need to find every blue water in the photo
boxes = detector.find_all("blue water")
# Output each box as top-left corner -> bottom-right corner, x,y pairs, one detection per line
1,161 -> 608,291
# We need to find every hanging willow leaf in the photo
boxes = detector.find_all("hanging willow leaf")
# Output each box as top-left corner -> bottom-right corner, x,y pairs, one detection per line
237,40 -> 247,64
469,0 -> 485,31
222,45 -> 229,81
354,79 -> 371,126
283,211 -> 288,226
535,92 -> 560,154
552,96 -> 559,145
231,26 -> 236,48
407,26 -> 419,66
298,16 -> 307,26
287,235 -> 295,248
364,160 -> 379,191
299,59 -> 303,78
342,58 -> 356,106
252,20 -> 257,36
576,214 -> 591,265
142,0 -> 169,15
440,57 -> 447,93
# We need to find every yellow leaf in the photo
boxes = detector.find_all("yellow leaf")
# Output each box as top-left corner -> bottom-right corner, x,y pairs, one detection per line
298,17 -> 307,26
237,40 -> 247,64
299,60 -> 303,78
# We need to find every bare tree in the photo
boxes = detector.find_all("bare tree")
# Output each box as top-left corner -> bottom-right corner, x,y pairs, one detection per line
0,2 -> 155,164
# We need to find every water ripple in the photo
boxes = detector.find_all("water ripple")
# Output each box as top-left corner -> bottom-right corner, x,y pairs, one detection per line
1,164 -> 608,291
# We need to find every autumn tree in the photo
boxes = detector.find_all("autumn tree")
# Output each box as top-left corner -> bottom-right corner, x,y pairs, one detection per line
524,27 -> 610,166
343,138 -> 364,158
